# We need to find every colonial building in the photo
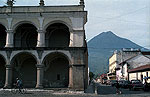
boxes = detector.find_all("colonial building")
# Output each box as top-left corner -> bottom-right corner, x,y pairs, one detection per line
119,52 -> 150,83
0,0 -> 88,90
108,49 -> 140,80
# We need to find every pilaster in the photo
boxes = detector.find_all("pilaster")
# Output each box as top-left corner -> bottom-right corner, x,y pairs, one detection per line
5,30 -> 14,48
36,64 -> 44,89
3,64 -> 12,89
36,30 -> 45,47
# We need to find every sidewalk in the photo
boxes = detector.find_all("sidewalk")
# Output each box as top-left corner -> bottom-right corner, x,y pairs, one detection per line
84,82 -> 96,94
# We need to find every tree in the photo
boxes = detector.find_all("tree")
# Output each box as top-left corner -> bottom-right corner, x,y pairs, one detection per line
89,72 -> 95,81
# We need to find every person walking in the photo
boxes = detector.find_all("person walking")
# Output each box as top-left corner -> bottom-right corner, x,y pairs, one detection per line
115,80 -> 121,94
16,78 -> 23,93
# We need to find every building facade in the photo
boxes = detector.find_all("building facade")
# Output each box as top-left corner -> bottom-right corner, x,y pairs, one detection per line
121,53 -> 150,83
108,51 -> 117,80
108,49 -> 140,80
0,0 -> 88,90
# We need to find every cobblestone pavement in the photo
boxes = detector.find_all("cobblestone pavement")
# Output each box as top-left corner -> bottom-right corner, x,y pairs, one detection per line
0,85 -> 150,97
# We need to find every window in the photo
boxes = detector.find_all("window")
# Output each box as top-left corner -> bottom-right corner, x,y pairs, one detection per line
57,74 -> 60,80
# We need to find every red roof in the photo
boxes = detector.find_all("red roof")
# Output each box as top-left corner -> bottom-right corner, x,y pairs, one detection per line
128,64 -> 150,73
100,73 -> 107,77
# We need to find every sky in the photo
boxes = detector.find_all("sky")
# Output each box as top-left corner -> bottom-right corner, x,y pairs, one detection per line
0,0 -> 150,49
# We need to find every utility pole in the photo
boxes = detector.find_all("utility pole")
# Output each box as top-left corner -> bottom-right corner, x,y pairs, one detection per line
121,50 -> 124,79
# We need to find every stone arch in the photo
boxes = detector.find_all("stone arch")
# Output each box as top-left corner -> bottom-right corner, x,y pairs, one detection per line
45,22 -> 71,47
42,52 -> 70,88
42,51 -> 72,65
10,52 -> 38,64
13,22 -> 38,48
0,24 -> 7,48
43,20 -> 73,32
12,21 -> 38,31
0,54 -> 6,88
10,52 -> 38,88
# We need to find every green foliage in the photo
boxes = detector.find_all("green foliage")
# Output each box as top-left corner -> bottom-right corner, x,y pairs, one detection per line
89,72 -> 95,80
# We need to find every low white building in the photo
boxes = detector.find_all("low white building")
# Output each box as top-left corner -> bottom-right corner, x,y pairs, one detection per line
108,49 -> 140,80
119,53 -> 150,83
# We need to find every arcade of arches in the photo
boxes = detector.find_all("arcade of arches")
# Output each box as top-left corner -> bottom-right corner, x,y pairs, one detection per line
6,23 -> 70,48
1,22 -> 70,48
0,4 -> 88,90
0,52 -> 71,88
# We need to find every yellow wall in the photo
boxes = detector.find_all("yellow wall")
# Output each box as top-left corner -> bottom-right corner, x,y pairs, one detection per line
109,53 -> 117,73
129,71 -> 150,83
129,73 -> 137,80
109,54 -> 117,65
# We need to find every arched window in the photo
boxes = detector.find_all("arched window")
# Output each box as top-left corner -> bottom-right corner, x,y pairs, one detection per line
45,23 -> 70,47
14,23 -> 37,48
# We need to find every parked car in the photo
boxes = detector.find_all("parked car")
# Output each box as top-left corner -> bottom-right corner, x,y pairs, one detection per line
102,79 -> 107,84
129,80 -> 143,90
106,80 -> 110,85
143,83 -> 150,91
143,77 -> 150,91
110,80 -> 117,86
119,80 -> 130,88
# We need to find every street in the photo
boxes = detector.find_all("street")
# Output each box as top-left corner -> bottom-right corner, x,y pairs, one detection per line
96,82 -> 150,96
0,83 -> 150,97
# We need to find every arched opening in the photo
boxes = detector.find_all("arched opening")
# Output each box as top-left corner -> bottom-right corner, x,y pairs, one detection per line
0,24 -> 6,48
14,23 -> 37,48
0,55 -> 6,88
45,23 -> 70,47
11,53 -> 37,88
43,53 -> 69,88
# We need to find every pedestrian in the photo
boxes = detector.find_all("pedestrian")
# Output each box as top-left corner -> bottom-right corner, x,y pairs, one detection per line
115,80 -> 121,94
16,78 -> 23,93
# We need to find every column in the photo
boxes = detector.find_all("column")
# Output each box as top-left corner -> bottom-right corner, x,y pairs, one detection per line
4,64 -> 12,89
69,32 -> 73,47
5,30 -> 14,47
69,65 -> 73,88
36,64 -> 44,89
36,30 -> 45,47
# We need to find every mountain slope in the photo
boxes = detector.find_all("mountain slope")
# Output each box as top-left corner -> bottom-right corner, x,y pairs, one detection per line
88,31 -> 143,74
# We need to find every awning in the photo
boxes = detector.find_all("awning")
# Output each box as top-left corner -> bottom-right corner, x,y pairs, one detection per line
108,72 -> 116,76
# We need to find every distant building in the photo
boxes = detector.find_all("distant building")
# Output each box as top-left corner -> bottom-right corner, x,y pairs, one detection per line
99,73 -> 107,84
120,52 -> 150,83
108,49 -> 140,80
0,0 -> 88,90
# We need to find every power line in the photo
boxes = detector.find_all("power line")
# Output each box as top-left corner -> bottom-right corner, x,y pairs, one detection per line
88,6 -> 149,26
91,6 -> 147,21
89,16 -> 149,25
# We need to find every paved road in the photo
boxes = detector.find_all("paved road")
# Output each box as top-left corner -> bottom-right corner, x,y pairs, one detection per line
96,82 -> 150,96
0,84 -> 150,97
